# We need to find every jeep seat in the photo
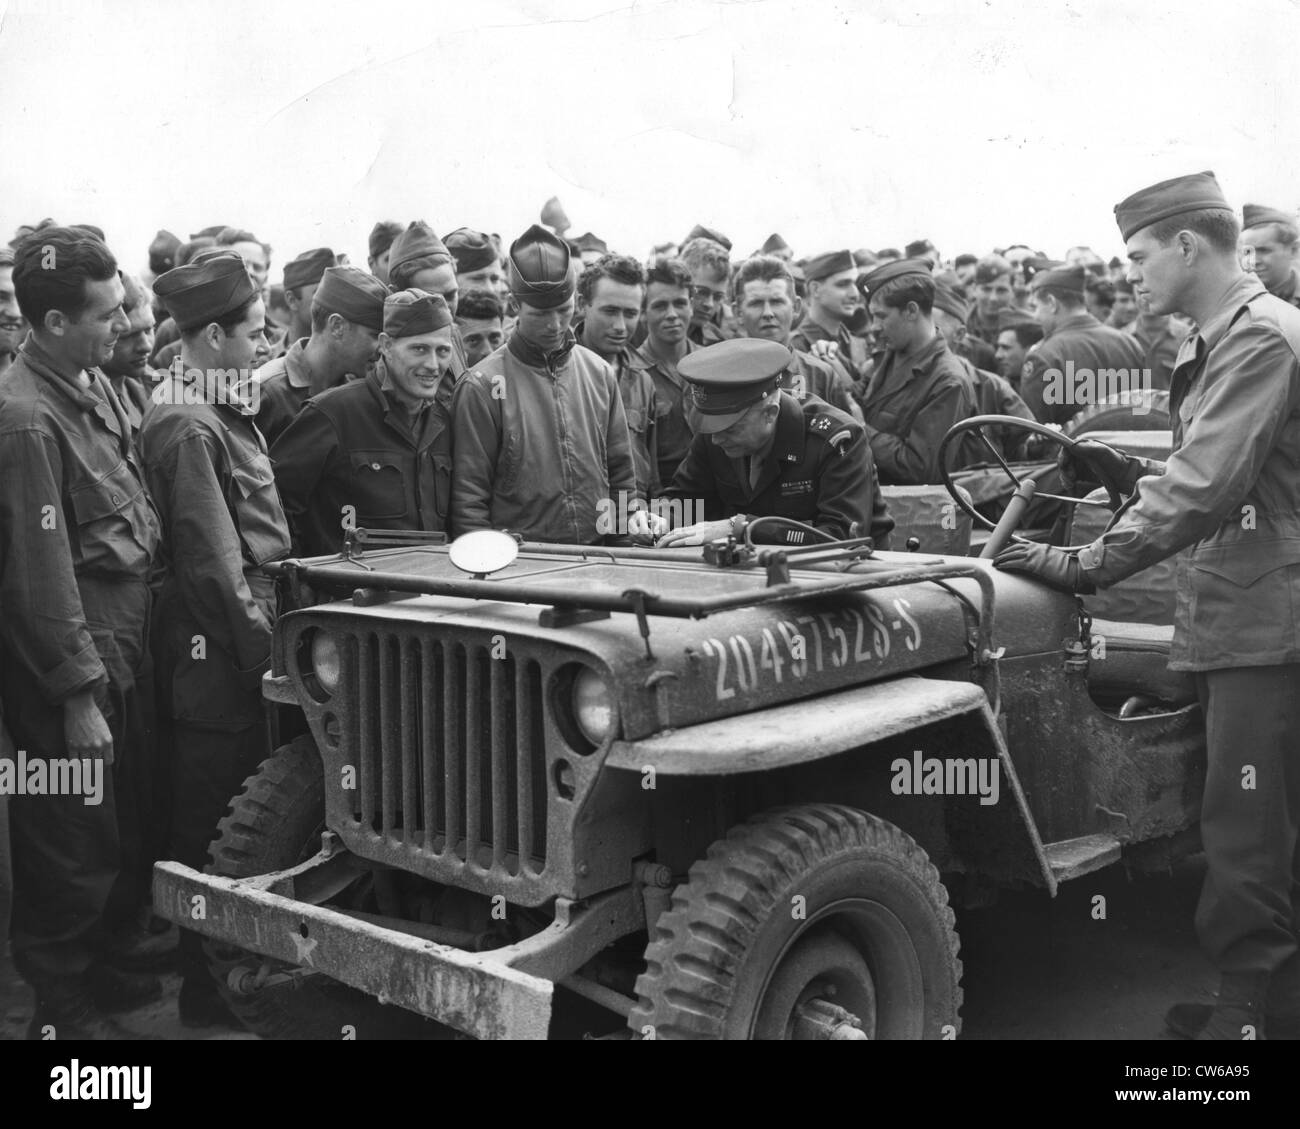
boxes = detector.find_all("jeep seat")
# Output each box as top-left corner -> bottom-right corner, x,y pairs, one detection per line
1086,618 -> 1197,708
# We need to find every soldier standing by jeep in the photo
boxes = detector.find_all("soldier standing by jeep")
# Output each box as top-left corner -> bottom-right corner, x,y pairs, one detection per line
0,228 -> 162,1038
996,171 -> 1300,1041
271,290 -> 457,556
451,224 -> 645,544
141,251 -> 292,1027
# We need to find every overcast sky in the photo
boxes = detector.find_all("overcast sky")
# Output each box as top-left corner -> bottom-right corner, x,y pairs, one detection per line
2,0 -> 1298,276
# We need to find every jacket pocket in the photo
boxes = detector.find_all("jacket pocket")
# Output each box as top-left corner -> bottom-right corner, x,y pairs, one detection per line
69,459 -> 155,572
229,453 -> 290,565
1188,536 -> 1299,588
624,407 -> 647,435
347,450 -> 407,522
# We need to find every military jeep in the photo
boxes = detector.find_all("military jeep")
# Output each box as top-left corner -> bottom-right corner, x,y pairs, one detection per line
154,416 -> 1204,1040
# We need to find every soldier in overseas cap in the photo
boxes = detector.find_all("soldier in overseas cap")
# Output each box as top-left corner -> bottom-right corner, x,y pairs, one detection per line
856,258 -> 976,485
1240,203 -> 1300,309
997,170 -> 1300,1042
792,249 -> 863,381
254,265 -> 388,446
271,289 -> 456,556
1018,261 -> 1146,426
276,247 -> 337,351
648,338 -> 892,548
451,224 -> 642,545
139,248 -> 292,1027
445,226 -> 507,303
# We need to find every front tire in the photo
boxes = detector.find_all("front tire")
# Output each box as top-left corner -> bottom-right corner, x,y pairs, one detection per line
630,804 -> 962,1040
204,734 -> 447,1039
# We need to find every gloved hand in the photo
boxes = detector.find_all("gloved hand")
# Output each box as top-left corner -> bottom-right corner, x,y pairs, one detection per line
1058,437 -> 1142,499
994,541 -> 1096,594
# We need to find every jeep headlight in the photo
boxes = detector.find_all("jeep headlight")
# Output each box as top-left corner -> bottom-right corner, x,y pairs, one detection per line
573,667 -> 614,745
309,630 -> 342,694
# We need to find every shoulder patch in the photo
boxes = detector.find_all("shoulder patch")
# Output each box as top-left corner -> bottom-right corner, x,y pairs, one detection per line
827,428 -> 853,452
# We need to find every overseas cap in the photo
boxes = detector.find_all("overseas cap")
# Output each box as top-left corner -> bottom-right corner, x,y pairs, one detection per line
540,196 -> 570,232
905,238 -> 937,259
572,232 -> 608,256
508,224 -> 574,310
685,223 -> 732,251
1242,203 -> 1296,230
1113,170 -> 1230,241
383,289 -> 452,337
444,227 -> 498,273
932,281 -> 969,321
153,250 -> 258,333
858,257 -> 933,298
368,221 -> 404,260
678,338 -> 790,434
313,266 -> 389,332
760,232 -> 790,254
1029,264 -> 1087,295
974,258 -> 1011,285
804,249 -> 856,282
148,229 -> 181,273
388,221 -> 452,276
283,247 -> 336,291
997,307 -> 1039,332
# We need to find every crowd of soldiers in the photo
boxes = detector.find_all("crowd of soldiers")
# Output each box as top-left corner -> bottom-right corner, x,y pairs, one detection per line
2,173 -> 1300,1040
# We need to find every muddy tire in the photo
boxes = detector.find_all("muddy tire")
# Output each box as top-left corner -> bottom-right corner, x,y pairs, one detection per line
630,804 -> 961,1040
205,734 -> 447,1039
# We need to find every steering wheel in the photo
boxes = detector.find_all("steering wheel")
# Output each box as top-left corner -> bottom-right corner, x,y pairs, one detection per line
937,414 -> 1122,553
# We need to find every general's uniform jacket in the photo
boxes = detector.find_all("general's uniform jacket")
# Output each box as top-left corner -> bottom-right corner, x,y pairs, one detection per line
663,392 -> 894,547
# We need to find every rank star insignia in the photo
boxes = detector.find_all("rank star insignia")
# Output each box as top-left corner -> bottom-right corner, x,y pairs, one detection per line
291,929 -> 319,965
810,415 -> 833,432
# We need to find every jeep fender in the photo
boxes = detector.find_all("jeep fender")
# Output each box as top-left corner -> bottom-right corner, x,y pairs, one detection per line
607,676 -> 1055,893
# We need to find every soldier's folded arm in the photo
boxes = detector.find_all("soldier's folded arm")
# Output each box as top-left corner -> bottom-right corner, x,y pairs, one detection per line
152,430 -> 273,671
450,373 -> 500,534
1081,328 -> 1300,587
862,380 -> 969,484
0,428 -> 108,703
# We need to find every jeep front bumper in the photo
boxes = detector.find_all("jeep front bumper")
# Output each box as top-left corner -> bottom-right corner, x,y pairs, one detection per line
153,860 -> 553,1040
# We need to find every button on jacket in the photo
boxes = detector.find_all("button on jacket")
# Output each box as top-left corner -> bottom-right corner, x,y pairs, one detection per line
0,338 -> 160,704
1019,311 -> 1146,426
270,364 -> 453,556
451,331 -> 638,544
1079,276 -> 1300,670
662,392 -> 893,547
859,332 -> 975,486
140,374 -> 291,726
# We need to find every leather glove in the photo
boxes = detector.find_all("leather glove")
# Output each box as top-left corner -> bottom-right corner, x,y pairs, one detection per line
994,541 -> 1096,594
1057,437 -> 1142,501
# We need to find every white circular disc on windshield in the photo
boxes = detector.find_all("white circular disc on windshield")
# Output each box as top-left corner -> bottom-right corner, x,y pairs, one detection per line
448,529 -> 519,576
